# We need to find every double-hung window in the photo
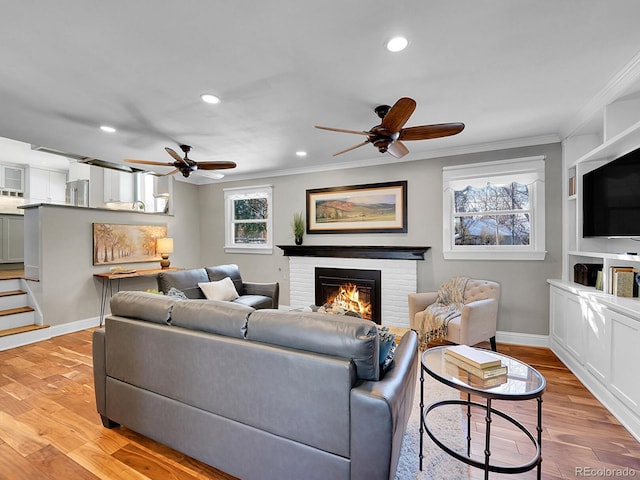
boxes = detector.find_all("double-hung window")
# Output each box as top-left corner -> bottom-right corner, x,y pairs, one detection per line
442,156 -> 546,260
224,185 -> 273,254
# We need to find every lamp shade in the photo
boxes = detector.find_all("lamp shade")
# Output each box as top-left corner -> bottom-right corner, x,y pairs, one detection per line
157,237 -> 174,254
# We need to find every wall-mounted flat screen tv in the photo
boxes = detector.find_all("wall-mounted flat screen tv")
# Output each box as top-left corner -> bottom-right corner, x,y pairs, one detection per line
583,146 -> 640,237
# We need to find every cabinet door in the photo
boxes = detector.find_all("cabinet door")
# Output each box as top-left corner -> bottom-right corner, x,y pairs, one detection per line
550,286 -> 566,346
584,302 -> 610,383
3,166 -> 24,191
564,294 -> 584,361
609,310 -> 640,412
5,216 -> 24,261
49,171 -> 67,203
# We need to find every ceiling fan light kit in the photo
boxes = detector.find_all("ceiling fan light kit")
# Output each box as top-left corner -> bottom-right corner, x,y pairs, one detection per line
315,97 -> 465,159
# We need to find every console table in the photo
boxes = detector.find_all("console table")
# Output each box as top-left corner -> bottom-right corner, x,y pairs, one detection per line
94,267 -> 182,325
420,346 -> 546,479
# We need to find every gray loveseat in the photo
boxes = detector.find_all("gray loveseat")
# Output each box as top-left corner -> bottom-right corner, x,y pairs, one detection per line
157,263 -> 279,309
93,291 -> 418,480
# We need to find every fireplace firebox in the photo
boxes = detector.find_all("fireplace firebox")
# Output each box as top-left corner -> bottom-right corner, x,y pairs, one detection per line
314,267 -> 382,324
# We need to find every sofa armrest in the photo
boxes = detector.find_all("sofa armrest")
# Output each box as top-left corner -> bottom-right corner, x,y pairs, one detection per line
407,292 -> 438,330
459,298 -> 499,345
242,281 -> 280,309
350,331 -> 418,480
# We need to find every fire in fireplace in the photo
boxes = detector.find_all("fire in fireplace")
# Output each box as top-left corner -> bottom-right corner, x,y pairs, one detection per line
314,267 -> 382,324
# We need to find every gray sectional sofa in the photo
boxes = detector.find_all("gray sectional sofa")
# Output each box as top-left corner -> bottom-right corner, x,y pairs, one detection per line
93,291 -> 418,480
157,263 -> 279,309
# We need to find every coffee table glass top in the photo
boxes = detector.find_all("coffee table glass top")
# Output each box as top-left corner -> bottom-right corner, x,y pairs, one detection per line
421,346 -> 546,400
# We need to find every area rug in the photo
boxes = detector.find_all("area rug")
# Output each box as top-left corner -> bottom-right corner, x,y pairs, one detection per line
394,367 -> 469,480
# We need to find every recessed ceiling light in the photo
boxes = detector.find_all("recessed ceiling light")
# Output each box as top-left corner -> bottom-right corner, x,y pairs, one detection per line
201,94 -> 221,104
100,125 -> 116,133
386,36 -> 408,53
296,151 -> 307,157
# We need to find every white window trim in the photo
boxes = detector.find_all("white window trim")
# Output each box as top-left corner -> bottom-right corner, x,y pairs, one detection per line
224,185 -> 273,254
442,156 -> 546,261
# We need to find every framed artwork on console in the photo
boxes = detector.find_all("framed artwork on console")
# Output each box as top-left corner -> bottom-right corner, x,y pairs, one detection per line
306,180 -> 407,234
93,223 -> 167,265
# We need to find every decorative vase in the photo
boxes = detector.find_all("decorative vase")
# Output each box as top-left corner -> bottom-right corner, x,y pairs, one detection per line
295,236 -> 303,246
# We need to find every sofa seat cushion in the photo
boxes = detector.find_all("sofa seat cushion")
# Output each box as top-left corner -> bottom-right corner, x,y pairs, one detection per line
246,309 -> 379,381
110,291 -> 178,324
171,299 -> 254,339
233,295 -> 273,310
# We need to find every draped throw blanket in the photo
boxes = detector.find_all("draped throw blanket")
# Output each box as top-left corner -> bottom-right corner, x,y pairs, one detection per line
416,277 -> 469,351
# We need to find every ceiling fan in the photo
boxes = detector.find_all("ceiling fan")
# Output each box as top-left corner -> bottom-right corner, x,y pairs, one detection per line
125,144 -> 236,178
315,97 -> 465,159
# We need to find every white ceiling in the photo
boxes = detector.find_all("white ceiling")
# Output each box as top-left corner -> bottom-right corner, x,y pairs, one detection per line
2,1 -> 640,182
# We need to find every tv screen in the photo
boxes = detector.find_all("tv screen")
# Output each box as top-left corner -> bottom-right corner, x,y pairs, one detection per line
583,146 -> 640,237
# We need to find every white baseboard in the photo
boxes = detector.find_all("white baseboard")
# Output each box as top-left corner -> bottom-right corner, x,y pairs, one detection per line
0,316 -> 101,352
495,331 -> 550,348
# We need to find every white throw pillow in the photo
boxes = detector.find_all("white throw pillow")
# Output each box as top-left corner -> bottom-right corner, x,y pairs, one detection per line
198,277 -> 240,302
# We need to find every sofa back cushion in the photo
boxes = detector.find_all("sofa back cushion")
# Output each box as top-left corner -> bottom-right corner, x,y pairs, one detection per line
110,291 -> 178,324
246,309 -> 380,381
171,299 -> 253,339
206,264 -> 243,296
157,268 -> 209,299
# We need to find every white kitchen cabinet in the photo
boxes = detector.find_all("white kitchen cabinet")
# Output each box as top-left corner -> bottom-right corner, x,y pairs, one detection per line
0,214 -> 24,262
103,169 -> 134,203
0,164 -> 24,197
28,167 -> 67,203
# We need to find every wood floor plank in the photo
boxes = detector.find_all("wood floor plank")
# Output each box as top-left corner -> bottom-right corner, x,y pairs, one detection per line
0,332 -> 637,479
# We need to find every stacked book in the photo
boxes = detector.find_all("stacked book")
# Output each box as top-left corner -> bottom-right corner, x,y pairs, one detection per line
444,345 -> 507,382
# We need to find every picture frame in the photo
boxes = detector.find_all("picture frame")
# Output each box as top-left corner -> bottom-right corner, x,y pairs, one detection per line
93,223 -> 168,265
306,181 -> 407,234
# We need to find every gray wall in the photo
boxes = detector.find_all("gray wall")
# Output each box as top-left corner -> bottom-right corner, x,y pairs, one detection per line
198,143 -> 562,337
27,180 -> 201,327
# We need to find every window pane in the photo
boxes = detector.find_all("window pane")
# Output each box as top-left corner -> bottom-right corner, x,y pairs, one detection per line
234,198 -> 268,220
496,214 -> 530,245
234,222 -> 267,244
454,182 -> 530,213
455,215 -> 499,245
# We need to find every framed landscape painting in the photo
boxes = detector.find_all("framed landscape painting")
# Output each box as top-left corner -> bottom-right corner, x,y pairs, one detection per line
93,223 -> 167,265
306,181 -> 407,234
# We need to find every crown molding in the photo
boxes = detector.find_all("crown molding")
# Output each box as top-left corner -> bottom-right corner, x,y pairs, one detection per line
561,50 -> 640,139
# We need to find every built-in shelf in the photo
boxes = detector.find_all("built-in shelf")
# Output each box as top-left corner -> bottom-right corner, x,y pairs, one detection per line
576,118 -> 640,164
277,245 -> 430,260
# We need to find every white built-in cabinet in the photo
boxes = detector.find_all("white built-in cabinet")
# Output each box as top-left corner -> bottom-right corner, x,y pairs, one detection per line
549,91 -> 640,442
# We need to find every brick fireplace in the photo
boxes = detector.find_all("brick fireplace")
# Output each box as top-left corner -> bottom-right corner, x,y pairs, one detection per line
279,245 -> 429,327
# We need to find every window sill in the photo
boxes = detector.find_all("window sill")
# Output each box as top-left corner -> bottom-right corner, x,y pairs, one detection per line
443,250 -> 547,261
224,246 -> 273,255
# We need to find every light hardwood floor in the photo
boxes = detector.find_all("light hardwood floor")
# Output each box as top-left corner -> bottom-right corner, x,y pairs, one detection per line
0,330 -> 638,479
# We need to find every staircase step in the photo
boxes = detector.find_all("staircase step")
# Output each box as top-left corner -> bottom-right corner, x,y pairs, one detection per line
0,306 -> 34,317
0,290 -> 26,297
0,324 -> 49,338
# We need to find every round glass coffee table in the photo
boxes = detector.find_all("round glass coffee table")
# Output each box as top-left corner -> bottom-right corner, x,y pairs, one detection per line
420,346 -> 546,480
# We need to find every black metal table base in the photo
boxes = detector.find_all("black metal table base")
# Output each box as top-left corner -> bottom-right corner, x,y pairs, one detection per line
419,368 -> 543,479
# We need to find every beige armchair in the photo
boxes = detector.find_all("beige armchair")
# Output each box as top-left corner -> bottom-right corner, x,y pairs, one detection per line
408,278 -> 500,351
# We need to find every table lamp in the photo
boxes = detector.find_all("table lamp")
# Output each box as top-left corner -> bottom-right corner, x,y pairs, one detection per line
157,237 -> 174,269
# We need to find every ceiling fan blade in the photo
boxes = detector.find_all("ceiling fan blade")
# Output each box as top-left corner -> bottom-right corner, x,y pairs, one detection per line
315,125 -> 372,136
125,159 -> 175,167
386,141 -> 410,159
399,123 -> 465,141
165,147 -> 185,163
161,169 -> 180,176
381,97 -> 416,134
332,140 -> 370,156
196,161 -> 237,170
